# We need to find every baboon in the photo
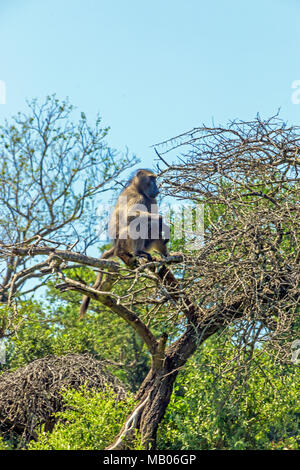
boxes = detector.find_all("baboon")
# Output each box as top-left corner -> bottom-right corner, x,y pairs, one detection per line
80,169 -> 169,318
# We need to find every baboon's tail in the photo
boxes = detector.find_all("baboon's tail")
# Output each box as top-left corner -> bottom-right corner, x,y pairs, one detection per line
80,295 -> 91,319
79,270 -> 104,319
79,247 -> 115,319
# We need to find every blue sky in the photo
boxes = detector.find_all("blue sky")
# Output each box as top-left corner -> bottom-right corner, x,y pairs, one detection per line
0,0 -> 300,168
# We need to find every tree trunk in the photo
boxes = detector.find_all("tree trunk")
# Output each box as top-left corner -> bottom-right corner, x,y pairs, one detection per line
137,362 -> 180,449
106,361 -> 179,450
106,296 -> 247,450
106,325 -> 202,450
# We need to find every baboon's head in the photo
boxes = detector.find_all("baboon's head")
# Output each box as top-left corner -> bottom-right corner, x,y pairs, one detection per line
133,169 -> 159,199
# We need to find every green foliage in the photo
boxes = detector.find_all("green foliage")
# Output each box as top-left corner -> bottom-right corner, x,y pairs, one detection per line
0,435 -> 12,450
158,336 -> 300,450
3,271 -> 150,390
1,111 -> 298,451
28,387 -> 140,450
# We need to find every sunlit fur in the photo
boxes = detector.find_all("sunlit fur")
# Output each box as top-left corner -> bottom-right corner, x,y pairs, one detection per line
80,169 -> 169,318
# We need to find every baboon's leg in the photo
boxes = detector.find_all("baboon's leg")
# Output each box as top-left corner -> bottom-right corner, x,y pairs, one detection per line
133,238 -> 153,262
135,250 -> 153,261
145,239 -> 169,257
118,252 -> 135,266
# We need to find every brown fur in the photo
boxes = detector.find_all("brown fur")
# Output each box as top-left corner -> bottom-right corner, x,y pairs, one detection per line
80,169 -> 169,318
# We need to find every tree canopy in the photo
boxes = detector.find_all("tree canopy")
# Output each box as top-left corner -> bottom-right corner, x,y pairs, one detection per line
0,100 -> 299,450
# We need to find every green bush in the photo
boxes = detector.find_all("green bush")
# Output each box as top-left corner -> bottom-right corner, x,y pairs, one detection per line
29,386 -> 139,450
158,339 -> 300,450
0,436 -> 11,450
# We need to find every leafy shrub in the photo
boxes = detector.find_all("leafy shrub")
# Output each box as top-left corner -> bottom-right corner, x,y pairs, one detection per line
158,339 -> 300,450
29,386 -> 138,450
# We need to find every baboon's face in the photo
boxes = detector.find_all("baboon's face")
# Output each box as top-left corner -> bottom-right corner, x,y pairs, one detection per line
137,171 -> 159,199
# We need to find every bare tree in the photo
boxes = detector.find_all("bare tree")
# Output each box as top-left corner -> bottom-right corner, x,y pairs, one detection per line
0,96 -> 138,334
0,114 -> 299,448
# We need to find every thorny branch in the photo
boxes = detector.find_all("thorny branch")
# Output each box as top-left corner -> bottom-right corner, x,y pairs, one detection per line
0,114 -> 299,449
1,114 -> 299,366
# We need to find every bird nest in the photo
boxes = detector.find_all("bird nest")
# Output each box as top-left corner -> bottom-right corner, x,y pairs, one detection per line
0,353 -> 127,443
